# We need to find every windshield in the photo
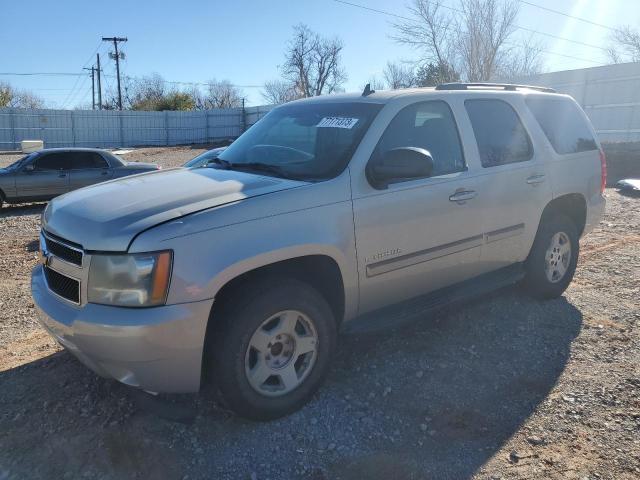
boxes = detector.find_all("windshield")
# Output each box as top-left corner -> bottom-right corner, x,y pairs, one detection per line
184,148 -> 225,168
218,102 -> 382,180
5,152 -> 38,170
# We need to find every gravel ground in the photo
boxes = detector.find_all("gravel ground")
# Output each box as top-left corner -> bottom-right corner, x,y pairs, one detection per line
0,147 -> 639,480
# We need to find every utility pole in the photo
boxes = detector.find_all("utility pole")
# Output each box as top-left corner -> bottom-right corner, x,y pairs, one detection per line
102,36 -> 127,110
83,66 -> 96,109
241,97 -> 247,133
96,53 -> 102,110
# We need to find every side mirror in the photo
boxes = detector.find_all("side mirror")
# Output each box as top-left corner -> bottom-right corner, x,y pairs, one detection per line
367,147 -> 434,189
24,163 -> 35,172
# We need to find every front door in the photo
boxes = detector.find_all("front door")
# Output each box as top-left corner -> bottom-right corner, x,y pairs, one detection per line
14,152 -> 70,199
352,100 -> 486,315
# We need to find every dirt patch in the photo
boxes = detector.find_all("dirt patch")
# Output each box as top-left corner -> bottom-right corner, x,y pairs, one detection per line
0,151 -> 638,479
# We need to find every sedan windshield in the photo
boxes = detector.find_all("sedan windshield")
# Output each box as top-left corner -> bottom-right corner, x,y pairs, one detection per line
184,147 -> 226,168
217,102 -> 382,180
5,152 -> 37,170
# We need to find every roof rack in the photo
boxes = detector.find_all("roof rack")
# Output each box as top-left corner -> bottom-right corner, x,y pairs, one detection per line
435,82 -> 556,93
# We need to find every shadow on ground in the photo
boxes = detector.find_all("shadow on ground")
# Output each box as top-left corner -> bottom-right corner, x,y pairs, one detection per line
0,203 -> 45,219
0,288 -> 582,479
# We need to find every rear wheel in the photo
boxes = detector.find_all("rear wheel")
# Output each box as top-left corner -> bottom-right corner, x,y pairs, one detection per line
208,278 -> 337,420
522,213 -> 579,299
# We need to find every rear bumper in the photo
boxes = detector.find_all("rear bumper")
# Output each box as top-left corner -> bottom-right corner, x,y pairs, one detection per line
31,265 -> 213,393
583,193 -> 606,236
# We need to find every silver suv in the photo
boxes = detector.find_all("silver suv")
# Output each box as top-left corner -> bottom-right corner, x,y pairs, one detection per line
32,83 -> 606,420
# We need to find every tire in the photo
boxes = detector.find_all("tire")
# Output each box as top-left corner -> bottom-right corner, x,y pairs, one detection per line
208,277 -> 337,421
522,213 -> 579,299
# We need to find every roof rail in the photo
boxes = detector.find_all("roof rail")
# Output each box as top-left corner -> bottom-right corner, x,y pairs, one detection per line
435,82 -> 556,94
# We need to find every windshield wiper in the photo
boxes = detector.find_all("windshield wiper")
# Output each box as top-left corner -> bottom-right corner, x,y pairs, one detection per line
226,162 -> 294,179
207,157 -> 232,169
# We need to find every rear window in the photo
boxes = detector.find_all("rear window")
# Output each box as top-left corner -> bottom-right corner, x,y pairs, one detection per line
465,99 -> 533,167
525,97 -> 598,154
69,152 -> 109,169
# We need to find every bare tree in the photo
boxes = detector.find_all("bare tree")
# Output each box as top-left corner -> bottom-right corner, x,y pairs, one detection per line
494,36 -> 544,80
262,80 -> 300,105
282,24 -> 347,97
458,0 -> 520,81
607,25 -> 640,63
204,79 -> 243,109
364,75 -> 387,91
0,81 -> 45,109
392,0 -> 457,72
383,61 -> 416,89
392,0 -> 542,82
128,73 -> 166,110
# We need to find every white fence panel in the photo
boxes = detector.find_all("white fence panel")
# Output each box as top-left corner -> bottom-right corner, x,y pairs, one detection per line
519,61 -> 640,143
0,105 -> 273,150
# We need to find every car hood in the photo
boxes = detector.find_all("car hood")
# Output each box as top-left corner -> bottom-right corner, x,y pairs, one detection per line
43,167 -> 307,251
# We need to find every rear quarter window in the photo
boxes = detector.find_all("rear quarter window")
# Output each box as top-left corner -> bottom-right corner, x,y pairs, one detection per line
525,97 -> 598,154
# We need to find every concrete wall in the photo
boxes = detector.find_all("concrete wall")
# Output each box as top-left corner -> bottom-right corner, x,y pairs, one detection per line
519,61 -> 640,143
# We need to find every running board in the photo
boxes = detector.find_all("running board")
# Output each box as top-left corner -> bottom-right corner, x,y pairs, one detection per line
342,263 -> 525,334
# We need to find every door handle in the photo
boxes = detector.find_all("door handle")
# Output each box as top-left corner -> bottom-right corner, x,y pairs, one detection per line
58,173 -> 67,178
526,174 -> 546,185
101,171 -> 109,175
449,189 -> 477,203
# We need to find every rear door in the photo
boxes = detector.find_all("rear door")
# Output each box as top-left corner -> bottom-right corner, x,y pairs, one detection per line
68,151 -> 114,190
463,97 -> 552,270
15,152 -> 70,199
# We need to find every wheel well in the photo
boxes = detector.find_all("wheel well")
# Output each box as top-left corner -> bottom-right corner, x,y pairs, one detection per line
542,194 -> 587,236
210,255 -> 346,327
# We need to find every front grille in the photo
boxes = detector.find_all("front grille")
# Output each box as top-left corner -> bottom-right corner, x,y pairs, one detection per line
44,234 -> 83,266
44,267 -> 80,304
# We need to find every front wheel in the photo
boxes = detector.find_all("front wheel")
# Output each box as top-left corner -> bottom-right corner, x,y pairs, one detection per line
208,278 -> 337,420
522,213 -> 579,299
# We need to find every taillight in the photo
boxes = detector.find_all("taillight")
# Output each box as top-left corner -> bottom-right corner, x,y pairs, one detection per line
599,149 -> 607,193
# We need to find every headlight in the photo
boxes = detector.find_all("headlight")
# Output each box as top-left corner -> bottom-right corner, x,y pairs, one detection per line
88,251 -> 172,307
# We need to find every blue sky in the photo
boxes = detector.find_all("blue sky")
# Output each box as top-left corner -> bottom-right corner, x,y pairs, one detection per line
1,0 -> 638,108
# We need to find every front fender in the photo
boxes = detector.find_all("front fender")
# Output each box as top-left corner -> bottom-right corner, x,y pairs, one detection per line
129,177 -> 359,320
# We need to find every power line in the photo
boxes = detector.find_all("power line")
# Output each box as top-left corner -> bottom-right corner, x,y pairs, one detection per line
331,0 -> 606,63
61,72 -> 90,109
0,71 -> 264,88
517,0 -> 618,32
0,72 -> 85,76
112,74 -> 264,88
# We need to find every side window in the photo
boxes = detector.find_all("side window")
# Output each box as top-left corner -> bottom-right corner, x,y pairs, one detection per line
372,100 -> 465,176
465,99 -> 533,167
34,153 -> 69,171
525,97 -> 598,154
69,152 -> 109,169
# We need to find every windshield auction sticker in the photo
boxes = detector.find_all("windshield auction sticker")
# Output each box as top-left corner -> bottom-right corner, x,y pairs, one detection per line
317,117 -> 359,129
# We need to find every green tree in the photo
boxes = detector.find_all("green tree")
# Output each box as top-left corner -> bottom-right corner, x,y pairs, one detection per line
156,92 -> 196,111
415,61 -> 460,87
